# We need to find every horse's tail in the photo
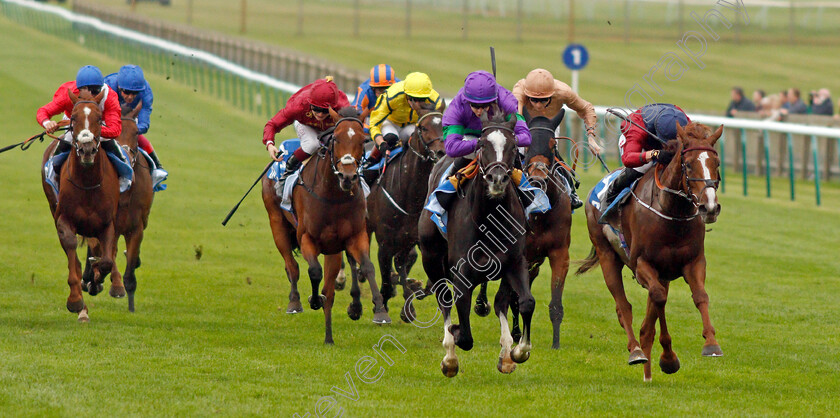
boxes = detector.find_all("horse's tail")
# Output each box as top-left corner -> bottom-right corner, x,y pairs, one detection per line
575,246 -> 599,276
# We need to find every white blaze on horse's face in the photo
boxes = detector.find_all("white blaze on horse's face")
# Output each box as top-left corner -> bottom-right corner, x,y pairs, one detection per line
76,107 -> 96,144
347,127 -> 355,138
698,151 -> 717,206
487,130 -> 506,162
432,116 -> 441,126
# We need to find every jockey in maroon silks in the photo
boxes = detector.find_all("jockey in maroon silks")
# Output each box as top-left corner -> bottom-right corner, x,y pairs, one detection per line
601,103 -> 691,208
263,77 -> 351,179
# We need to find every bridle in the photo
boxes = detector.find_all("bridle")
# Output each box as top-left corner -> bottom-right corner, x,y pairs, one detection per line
320,117 -> 364,177
655,146 -> 720,206
405,111 -> 443,162
523,125 -> 565,185
70,100 -> 102,157
477,125 -> 516,181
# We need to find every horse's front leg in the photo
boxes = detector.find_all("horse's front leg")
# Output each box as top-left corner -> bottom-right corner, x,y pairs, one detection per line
494,280 -> 516,374
299,234 -> 325,311
90,223 -> 116,299
636,259 -> 676,382
346,232 -> 391,324
508,258 -> 535,364
473,282 -> 491,317
322,253 -> 341,345
122,229 -> 144,312
376,241 -> 396,310
434,279 -> 458,377
684,257 -> 723,357
267,207 -> 301,314
108,234 -> 126,299
56,216 -> 86,320
450,283 -> 474,352
547,247 -> 570,349
345,252 -> 362,320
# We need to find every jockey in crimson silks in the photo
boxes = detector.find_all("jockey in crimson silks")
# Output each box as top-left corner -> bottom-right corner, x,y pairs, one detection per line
263,77 -> 351,179
600,103 -> 691,208
361,72 -> 445,171
512,68 -> 602,209
436,70 -> 532,210
104,64 -> 168,190
352,64 -> 399,133
37,65 -> 131,192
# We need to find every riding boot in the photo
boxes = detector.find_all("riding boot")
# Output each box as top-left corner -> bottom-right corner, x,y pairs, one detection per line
559,166 -> 583,209
147,151 -> 169,190
47,140 -> 72,194
101,139 -> 133,191
602,168 -> 644,209
280,154 -> 302,182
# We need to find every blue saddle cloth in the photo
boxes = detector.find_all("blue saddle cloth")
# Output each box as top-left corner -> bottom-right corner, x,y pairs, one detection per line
44,147 -> 134,198
423,163 -> 551,236
362,146 -> 403,172
589,170 -> 638,225
267,138 -> 301,182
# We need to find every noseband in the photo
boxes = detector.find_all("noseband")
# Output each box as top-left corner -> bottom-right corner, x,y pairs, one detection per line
320,117 -> 364,176
655,146 -> 720,205
406,111 -> 443,162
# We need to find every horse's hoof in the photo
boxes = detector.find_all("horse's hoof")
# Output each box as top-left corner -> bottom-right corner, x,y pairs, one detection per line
324,337 -> 334,345
109,284 -> 126,298
474,302 -> 491,317
441,360 -> 459,378
628,347 -> 649,365
66,299 -> 85,313
702,344 -> 723,357
308,295 -> 325,310
286,300 -> 303,314
347,302 -> 362,320
511,345 -> 531,364
81,281 -> 89,293
497,355 -> 517,374
659,356 -> 681,374
334,279 -> 345,291
88,282 -> 104,297
405,278 -> 423,294
400,303 -> 416,323
77,309 -> 89,323
372,310 -> 391,325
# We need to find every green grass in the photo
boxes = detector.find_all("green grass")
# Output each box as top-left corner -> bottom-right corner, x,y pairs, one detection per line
2,14 -> 840,417
77,0 -> 840,113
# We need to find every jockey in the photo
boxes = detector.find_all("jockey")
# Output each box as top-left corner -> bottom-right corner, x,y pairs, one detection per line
104,65 -> 168,189
264,76 -> 351,179
601,103 -> 691,208
37,65 -> 128,190
512,68 -> 601,209
435,70 -> 531,209
352,64 -> 399,129
361,72 -> 445,170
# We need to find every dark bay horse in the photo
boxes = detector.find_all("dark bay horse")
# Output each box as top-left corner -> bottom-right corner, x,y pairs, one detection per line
577,122 -> 724,381
418,109 -> 534,377
83,102 -> 154,313
262,107 -> 390,344
40,89 -> 121,322
359,106 -> 445,323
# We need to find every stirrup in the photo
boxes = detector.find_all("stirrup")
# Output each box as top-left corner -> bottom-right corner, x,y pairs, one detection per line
152,168 -> 168,191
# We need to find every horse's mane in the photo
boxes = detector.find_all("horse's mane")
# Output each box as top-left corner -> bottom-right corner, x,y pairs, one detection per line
337,106 -> 360,119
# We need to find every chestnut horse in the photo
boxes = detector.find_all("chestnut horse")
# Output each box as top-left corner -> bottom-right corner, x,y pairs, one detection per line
83,102 -> 154,313
577,122 -> 724,381
40,89 -> 121,322
355,106 -> 445,323
418,109 -> 534,377
262,107 -> 390,344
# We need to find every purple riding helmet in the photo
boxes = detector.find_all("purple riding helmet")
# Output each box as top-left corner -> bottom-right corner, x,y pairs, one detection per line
463,71 -> 498,104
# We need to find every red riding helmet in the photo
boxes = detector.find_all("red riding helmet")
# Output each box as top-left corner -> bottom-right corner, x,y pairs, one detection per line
309,78 -> 339,109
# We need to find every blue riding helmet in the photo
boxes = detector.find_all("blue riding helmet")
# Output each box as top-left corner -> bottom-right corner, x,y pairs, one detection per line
653,107 -> 689,141
117,65 -> 146,92
76,65 -> 104,88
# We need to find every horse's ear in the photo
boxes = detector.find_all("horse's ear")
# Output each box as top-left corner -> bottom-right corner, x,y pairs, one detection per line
479,107 -> 490,127
522,105 -> 532,124
129,100 -> 143,119
68,88 -> 78,104
506,114 -> 518,131
549,137 -> 557,151
676,123 -> 687,143
709,124 -> 724,146
551,108 -> 566,129
328,106 -> 340,122
94,89 -> 105,103
438,98 -> 446,112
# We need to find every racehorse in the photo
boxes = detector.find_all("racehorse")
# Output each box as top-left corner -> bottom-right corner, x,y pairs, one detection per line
577,122 -> 724,381
40,89 -> 121,322
356,106 -> 445,323
261,107 -> 390,344
418,108 -> 534,377
83,102 -> 154,313
473,108 -> 572,349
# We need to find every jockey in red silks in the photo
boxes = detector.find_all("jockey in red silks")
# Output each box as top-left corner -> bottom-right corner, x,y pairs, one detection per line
104,64 -> 168,190
263,77 -> 351,179
601,103 -> 691,208
37,65 -> 129,191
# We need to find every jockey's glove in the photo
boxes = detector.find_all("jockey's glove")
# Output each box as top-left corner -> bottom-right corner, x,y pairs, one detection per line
655,149 -> 676,164
377,142 -> 390,155
383,133 -> 399,148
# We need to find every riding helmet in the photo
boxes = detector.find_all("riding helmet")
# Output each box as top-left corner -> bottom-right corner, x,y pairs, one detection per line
117,65 -> 146,92
309,77 -> 339,109
653,107 -> 689,141
403,72 -> 433,98
523,68 -> 555,99
463,71 -> 497,103
369,64 -> 397,88
75,65 -> 104,88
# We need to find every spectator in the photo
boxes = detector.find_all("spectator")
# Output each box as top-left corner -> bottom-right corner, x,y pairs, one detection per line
760,93 -> 784,121
780,90 -> 790,110
752,89 -> 766,112
781,88 -> 807,115
811,88 -> 834,116
726,86 -> 756,117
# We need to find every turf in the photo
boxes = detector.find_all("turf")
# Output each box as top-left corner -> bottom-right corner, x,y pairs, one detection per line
1,13 -> 840,417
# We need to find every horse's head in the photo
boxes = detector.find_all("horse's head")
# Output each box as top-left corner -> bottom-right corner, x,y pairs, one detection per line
478,104 -> 518,198
675,122 -> 724,224
69,88 -> 104,167
328,107 -> 365,191
119,101 -> 142,149
522,106 -> 565,183
412,106 -> 445,162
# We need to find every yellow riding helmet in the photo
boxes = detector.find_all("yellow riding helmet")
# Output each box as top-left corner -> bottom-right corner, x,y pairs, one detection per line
403,72 -> 433,98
